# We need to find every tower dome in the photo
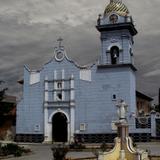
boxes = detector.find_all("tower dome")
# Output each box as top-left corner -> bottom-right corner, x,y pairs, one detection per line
104,0 -> 129,17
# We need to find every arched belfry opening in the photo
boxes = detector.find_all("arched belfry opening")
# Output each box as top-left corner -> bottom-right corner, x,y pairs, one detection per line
110,46 -> 119,64
52,112 -> 68,142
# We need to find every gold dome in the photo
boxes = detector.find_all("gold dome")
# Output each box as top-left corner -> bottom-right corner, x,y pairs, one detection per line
104,0 -> 129,17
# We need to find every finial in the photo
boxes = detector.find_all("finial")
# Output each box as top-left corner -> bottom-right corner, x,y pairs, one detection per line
57,37 -> 63,48
97,14 -> 102,25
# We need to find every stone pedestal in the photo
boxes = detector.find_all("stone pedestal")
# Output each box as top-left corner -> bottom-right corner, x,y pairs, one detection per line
98,101 -> 149,160
116,122 -> 129,151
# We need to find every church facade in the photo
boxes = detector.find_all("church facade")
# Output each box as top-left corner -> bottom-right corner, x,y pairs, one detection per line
16,0 -> 159,143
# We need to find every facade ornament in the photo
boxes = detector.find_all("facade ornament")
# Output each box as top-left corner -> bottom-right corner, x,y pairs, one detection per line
97,14 -> 102,25
54,37 -> 65,62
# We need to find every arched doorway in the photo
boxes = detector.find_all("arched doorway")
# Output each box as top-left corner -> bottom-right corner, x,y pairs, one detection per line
52,112 -> 68,142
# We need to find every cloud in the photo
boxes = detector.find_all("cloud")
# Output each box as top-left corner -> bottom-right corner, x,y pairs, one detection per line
144,70 -> 160,77
0,0 -> 160,102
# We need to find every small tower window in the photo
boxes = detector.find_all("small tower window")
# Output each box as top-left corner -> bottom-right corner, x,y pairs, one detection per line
112,94 -> 117,101
113,94 -> 116,100
109,14 -> 118,24
110,46 -> 119,64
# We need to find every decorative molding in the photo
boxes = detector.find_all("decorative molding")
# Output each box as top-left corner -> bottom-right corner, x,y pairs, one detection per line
107,42 -> 122,51
48,109 -> 69,123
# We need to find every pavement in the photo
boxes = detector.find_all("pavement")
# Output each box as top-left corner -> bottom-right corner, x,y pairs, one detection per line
136,142 -> 160,156
1,142 -> 160,160
2,144 -> 53,160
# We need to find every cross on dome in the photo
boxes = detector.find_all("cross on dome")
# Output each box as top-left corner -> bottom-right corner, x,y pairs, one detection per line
57,37 -> 63,48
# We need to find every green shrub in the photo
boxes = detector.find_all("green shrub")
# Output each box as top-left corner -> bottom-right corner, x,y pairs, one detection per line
100,142 -> 107,152
51,144 -> 68,160
1,143 -> 31,157
14,149 -> 23,157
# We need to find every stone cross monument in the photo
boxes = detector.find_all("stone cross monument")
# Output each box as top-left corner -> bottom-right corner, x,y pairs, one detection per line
116,100 -> 128,122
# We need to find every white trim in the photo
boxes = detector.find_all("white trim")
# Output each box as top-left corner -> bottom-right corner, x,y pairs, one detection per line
54,50 -> 65,62
44,76 -> 49,101
70,75 -> 75,142
45,92 -> 49,101
70,106 -> 75,142
44,107 -> 52,142
107,42 -> 122,51
49,109 -> 69,123
54,70 -> 57,101
30,72 -> 40,85
62,69 -> 65,101
70,75 -> 75,102
80,69 -> 91,82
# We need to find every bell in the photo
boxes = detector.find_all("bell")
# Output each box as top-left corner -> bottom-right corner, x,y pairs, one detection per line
114,53 -> 117,58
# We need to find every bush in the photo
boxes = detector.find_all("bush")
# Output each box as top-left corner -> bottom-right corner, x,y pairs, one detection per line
1,143 -> 30,157
14,149 -> 23,157
69,142 -> 86,150
100,142 -> 107,152
51,144 -> 68,160
0,143 -> 2,156
69,138 -> 86,150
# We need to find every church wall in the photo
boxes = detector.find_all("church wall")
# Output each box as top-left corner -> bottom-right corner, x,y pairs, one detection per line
16,66 -> 44,134
75,66 -> 136,134
17,58 -> 137,136
100,30 -> 132,65
16,54 -> 152,142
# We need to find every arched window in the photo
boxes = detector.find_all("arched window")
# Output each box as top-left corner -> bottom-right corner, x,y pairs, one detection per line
110,46 -> 119,64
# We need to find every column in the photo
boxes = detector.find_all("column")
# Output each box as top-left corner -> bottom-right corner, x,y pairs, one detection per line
62,69 -> 65,101
44,76 -> 50,143
54,70 -> 57,101
70,74 -> 75,105
44,76 -> 49,102
70,74 -> 75,142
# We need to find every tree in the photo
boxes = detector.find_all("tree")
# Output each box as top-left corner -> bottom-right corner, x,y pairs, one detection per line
155,104 -> 160,113
0,81 -> 8,101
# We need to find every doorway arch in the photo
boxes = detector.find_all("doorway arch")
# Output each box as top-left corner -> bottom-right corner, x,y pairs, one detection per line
52,112 -> 68,142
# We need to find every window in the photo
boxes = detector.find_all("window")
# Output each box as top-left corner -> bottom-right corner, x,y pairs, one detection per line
34,124 -> 40,132
110,46 -> 119,64
112,94 -> 116,100
57,81 -> 62,89
80,123 -> 86,131
56,93 -> 62,101
109,14 -> 118,24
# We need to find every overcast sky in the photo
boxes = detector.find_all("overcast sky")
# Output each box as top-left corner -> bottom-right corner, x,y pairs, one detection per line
0,0 -> 160,102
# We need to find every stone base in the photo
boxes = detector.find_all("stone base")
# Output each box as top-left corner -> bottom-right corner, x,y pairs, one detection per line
75,133 -> 151,143
15,134 -> 44,143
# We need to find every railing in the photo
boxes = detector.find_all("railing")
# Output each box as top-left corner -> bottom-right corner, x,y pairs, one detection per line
135,117 -> 151,129
149,155 -> 160,160
66,157 -> 97,160
156,119 -> 160,137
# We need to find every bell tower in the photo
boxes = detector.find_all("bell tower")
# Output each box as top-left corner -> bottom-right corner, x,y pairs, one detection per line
96,0 -> 137,67
96,0 -> 138,121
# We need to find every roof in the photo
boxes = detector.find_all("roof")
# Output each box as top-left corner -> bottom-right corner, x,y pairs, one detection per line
136,91 -> 153,101
2,95 -> 16,103
104,0 -> 129,17
17,79 -> 24,85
